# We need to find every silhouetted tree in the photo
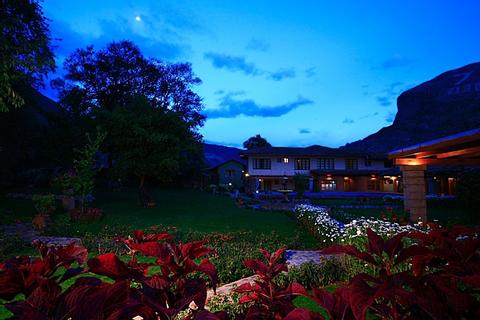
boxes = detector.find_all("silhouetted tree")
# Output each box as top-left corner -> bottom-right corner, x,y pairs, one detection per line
53,40 -> 205,130
98,96 -> 202,206
243,134 -> 272,150
0,0 -> 55,112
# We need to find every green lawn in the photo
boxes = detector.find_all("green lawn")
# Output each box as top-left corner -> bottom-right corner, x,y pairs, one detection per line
1,188 -> 318,247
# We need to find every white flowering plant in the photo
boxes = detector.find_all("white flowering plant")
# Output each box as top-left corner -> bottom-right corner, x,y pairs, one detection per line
294,204 -> 428,246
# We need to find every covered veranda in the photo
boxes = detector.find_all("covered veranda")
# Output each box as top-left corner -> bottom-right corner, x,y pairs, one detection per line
389,128 -> 480,222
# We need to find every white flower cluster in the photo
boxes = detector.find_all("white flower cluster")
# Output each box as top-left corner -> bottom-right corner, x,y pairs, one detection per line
343,218 -> 422,239
294,204 -> 426,243
295,204 -> 344,243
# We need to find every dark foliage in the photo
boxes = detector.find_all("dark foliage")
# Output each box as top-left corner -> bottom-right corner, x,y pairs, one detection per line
235,248 -> 320,319
242,134 -> 271,150
0,0 -> 56,111
316,226 -> 480,320
0,230 -> 224,319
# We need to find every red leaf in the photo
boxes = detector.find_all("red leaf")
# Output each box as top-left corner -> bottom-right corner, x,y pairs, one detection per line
196,258 -> 218,291
55,279 -> 130,319
87,253 -> 131,281
144,233 -> 173,242
235,282 -> 253,293
56,242 -> 88,266
283,308 -> 320,320
280,282 -> 308,297
394,245 -> 431,266
180,240 -> 215,259
366,228 -> 384,256
348,276 -> 376,320
384,232 -> 407,259
133,230 -> 144,241
129,241 -> 167,257
239,292 -> 258,304
271,247 -> 286,264
244,259 -> 269,275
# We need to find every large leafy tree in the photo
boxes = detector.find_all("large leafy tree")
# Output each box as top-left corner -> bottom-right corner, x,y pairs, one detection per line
54,40 -> 205,130
0,0 -> 55,112
243,134 -> 272,150
54,41 -> 205,203
100,97 -> 202,206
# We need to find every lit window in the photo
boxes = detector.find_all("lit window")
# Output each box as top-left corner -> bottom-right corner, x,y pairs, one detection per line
283,157 -> 289,163
321,180 -> 336,191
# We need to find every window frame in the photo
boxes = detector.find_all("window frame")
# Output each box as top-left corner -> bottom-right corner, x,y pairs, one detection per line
318,158 -> 335,170
345,158 -> 359,170
294,158 -> 310,170
252,158 -> 272,170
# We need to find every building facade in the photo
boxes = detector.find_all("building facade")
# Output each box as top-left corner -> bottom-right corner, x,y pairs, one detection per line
241,146 -> 402,193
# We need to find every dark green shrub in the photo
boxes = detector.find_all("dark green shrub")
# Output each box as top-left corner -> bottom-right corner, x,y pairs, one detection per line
294,174 -> 309,198
180,230 -> 306,284
276,259 -> 347,289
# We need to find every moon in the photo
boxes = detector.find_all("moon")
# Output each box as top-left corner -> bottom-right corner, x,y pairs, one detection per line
135,15 -> 141,22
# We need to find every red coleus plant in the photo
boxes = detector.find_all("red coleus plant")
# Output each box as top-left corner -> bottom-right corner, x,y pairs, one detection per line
0,230 -> 224,320
235,248 -> 321,320
317,226 -> 480,320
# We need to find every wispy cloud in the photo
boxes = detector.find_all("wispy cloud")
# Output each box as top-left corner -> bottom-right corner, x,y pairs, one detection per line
205,93 -> 313,119
342,118 -> 355,124
375,81 -> 411,107
203,52 -> 259,75
305,67 -> 317,78
385,111 -> 396,123
380,54 -> 412,69
268,69 -> 296,81
299,128 -> 311,134
376,96 -> 392,107
246,38 -> 269,52
204,52 -> 296,81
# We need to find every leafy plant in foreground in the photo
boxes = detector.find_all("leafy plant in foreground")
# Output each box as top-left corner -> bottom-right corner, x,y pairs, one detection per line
235,248 -> 320,319
315,225 -> 480,319
0,230 -> 224,319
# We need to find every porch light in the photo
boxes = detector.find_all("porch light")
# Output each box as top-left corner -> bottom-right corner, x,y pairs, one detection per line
283,157 -> 289,163
259,178 -> 262,182
245,173 -> 249,177
343,177 -> 349,180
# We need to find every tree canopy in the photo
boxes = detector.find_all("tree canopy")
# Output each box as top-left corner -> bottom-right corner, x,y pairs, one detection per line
99,96 -> 202,190
0,0 -> 55,112
53,40 -> 205,130
243,134 -> 272,150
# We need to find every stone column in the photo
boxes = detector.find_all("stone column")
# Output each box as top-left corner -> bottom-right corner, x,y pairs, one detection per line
400,165 -> 427,222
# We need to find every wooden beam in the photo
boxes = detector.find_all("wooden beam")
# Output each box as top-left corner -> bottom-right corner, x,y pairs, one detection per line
395,158 -> 480,166
436,146 -> 480,159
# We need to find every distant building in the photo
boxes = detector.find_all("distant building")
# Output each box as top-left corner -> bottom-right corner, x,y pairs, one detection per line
202,143 -> 246,189
241,146 -> 401,193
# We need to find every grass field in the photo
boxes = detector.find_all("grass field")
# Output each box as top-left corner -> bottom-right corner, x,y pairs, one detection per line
0,188 -> 319,247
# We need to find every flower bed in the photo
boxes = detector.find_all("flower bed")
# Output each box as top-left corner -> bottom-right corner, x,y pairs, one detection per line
295,204 -> 426,244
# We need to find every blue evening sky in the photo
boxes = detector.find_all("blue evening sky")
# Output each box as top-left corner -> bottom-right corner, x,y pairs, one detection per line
41,0 -> 480,147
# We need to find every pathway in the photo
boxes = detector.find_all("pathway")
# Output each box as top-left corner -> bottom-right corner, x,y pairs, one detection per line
1,222 -> 81,246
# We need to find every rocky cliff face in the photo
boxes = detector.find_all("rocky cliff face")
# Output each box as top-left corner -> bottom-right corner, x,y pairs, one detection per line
342,62 -> 480,153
